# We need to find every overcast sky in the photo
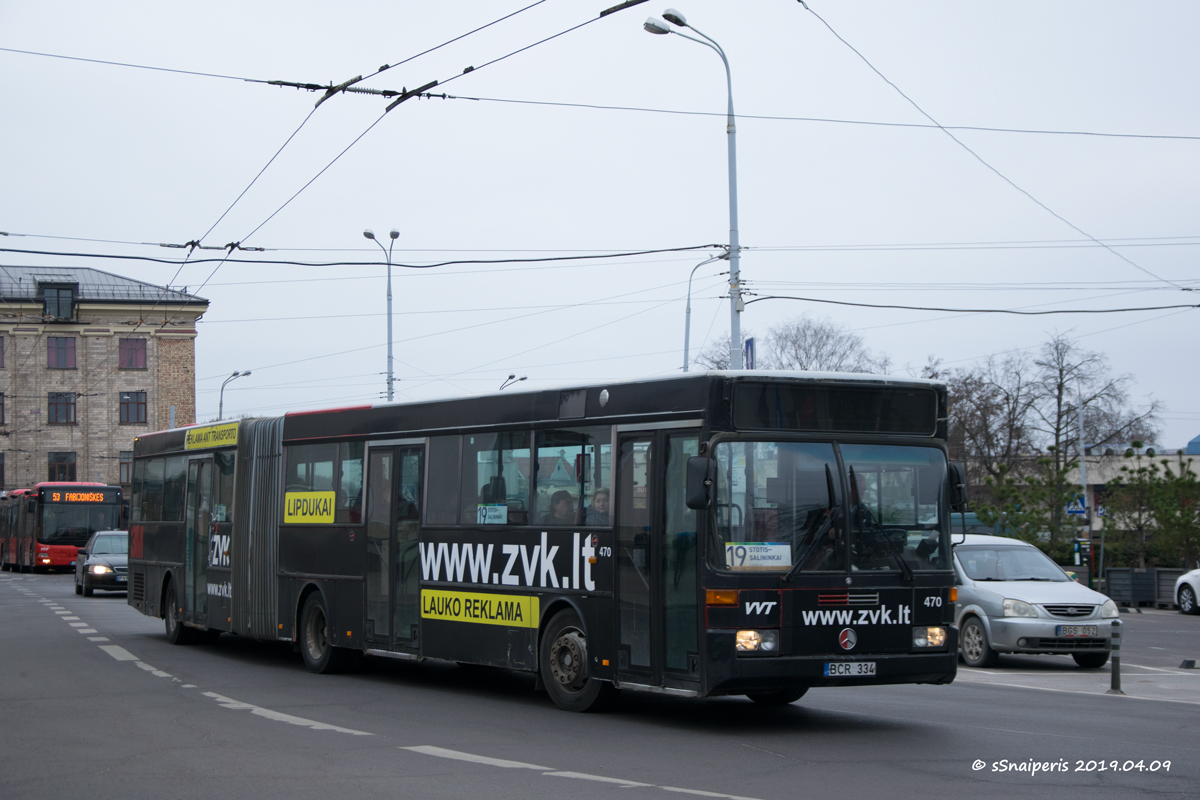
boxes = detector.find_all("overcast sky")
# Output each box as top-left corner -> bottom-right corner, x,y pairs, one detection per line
2,1 -> 1197,445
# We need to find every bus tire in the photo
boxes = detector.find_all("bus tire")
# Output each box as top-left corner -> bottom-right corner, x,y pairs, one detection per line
300,593 -> 353,674
163,580 -> 194,645
746,687 -> 808,706
539,610 -> 614,713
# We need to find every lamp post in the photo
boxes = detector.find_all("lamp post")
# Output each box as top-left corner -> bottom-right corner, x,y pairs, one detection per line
499,374 -> 527,391
683,254 -> 723,372
646,8 -> 744,369
218,370 -> 251,421
364,228 -> 399,402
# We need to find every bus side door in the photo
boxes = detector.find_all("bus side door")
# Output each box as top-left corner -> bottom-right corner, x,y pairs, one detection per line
615,432 -> 701,689
184,458 -> 214,625
363,444 -> 424,651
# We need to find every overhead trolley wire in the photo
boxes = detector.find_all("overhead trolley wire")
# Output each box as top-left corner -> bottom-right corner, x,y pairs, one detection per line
745,295 -> 1200,315
794,1 -> 1191,293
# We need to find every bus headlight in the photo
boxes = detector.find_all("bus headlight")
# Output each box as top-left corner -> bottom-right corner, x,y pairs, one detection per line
913,626 -> 947,648
91,565 -> 113,575
736,630 -> 779,653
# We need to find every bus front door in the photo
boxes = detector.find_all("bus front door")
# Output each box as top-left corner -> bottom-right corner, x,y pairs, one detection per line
184,458 -> 213,626
364,445 -> 424,651
616,432 -> 701,690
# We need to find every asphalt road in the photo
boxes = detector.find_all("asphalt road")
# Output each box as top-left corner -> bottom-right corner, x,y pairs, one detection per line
2,572 -> 1197,800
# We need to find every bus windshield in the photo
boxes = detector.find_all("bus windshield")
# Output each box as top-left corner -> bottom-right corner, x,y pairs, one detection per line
41,504 -> 123,547
712,441 -> 949,573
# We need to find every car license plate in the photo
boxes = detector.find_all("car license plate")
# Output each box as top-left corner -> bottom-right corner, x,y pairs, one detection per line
1056,625 -> 1097,637
116,575 -> 127,583
69,561 -> 75,567
824,661 -> 876,677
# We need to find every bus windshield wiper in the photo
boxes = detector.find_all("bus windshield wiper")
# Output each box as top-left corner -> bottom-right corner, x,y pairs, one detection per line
783,464 -> 838,584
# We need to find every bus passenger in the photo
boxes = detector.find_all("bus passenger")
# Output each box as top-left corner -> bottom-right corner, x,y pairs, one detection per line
584,488 -> 610,525
543,490 -> 576,525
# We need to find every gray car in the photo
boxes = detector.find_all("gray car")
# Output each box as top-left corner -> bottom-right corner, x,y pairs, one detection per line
952,534 -> 1119,668
74,530 -> 129,596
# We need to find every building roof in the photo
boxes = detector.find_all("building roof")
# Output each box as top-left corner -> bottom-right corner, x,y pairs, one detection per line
0,266 -> 208,306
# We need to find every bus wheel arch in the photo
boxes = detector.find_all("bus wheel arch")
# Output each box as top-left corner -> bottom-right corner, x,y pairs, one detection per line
538,605 -> 614,712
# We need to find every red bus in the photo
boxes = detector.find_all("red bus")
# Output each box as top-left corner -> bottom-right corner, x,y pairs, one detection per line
0,483 -> 124,572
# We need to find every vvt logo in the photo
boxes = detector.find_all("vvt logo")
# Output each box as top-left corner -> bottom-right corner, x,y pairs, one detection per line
745,601 -> 778,615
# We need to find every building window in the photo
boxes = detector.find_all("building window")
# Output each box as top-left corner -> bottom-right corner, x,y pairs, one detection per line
49,452 -> 76,481
48,392 -> 76,424
0,335 -> 5,368
119,451 -> 134,485
47,337 -> 76,369
120,391 -> 147,424
43,286 -> 76,320
0,452 -> 5,489
0,392 -> 4,425
119,338 -> 147,369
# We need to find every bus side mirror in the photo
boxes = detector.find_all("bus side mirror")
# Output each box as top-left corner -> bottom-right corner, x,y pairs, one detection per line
686,457 -> 716,510
27,499 -> 36,513
948,462 -> 968,513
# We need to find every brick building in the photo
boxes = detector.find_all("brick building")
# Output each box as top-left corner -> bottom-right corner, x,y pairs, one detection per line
0,267 -> 208,490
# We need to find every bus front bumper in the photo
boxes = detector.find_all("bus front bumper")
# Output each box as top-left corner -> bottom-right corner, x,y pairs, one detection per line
704,629 -> 958,697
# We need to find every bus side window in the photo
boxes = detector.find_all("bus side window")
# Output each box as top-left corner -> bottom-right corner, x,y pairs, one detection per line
162,455 -> 188,522
426,436 -> 461,526
462,431 -> 530,527
130,459 -> 146,523
336,442 -> 364,524
142,458 -> 165,521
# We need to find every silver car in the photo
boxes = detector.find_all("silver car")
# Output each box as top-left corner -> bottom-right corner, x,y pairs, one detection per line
952,534 -> 1119,668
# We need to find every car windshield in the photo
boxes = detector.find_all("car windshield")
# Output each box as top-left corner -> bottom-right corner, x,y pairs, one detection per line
955,544 -> 1069,582
711,441 -> 949,573
89,535 -> 128,555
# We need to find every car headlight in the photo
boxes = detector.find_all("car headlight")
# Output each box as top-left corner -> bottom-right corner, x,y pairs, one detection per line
1002,598 -> 1039,618
913,626 -> 947,648
736,629 -> 779,653
90,565 -> 113,575
1100,599 -> 1119,619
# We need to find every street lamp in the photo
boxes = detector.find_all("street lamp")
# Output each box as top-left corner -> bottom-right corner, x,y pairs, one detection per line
218,370 -> 251,421
499,374 -> 527,391
683,254 -> 724,372
364,228 -> 400,402
645,8 -> 744,369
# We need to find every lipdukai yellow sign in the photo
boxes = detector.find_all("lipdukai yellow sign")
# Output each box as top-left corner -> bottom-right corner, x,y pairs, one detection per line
184,422 -> 239,450
421,589 -> 539,628
284,492 -> 336,524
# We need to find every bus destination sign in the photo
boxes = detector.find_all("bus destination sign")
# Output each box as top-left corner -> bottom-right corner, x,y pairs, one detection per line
48,490 -> 118,503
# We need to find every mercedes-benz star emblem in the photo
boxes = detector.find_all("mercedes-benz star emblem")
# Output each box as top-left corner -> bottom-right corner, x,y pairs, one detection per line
838,628 -> 857,650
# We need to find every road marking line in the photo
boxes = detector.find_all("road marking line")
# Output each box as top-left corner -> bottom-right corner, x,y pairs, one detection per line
68,622 -> 88,628
181,684 -> 196,689
135,662 -> 173,678
401,745 -> 548,770
660,787 -> 764,800
87,636 -> 109,641
77,628 -> 98,634
956,675 -> 1200,706
1124,662 -> 1200,675
203,692 -> 372,736
99,645 -> 138,661
63,616 -> 81,620
544,771 -> 653,787
402,746 -> 764,799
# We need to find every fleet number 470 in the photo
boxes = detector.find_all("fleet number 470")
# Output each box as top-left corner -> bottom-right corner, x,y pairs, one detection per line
924,596 -> 943,607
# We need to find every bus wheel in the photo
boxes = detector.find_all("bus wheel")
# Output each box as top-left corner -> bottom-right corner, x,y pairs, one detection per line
540,610 -> 614,712
163,581 -> 194,645
746,687 -> 808,706
300,593 -> 353,674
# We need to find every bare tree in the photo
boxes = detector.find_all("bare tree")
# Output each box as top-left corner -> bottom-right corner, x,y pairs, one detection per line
946,351 -> 1040,490
764,315 -> 891,373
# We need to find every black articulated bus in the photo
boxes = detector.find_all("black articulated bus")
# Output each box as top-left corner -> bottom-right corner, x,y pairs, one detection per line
127,371 -> 965,711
